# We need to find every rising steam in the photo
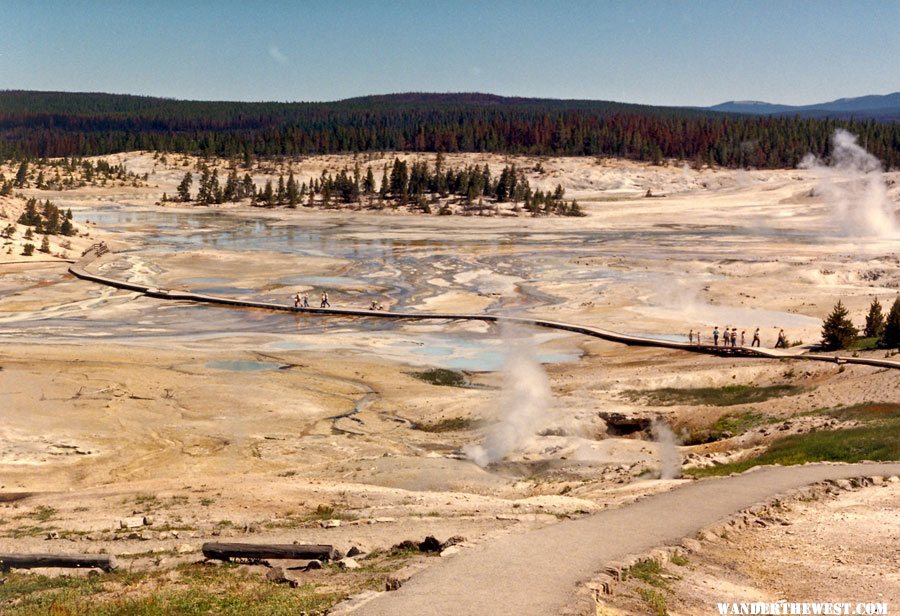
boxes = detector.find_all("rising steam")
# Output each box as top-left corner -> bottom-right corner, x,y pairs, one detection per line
800,129 -> 898,238
465,325 -> 552,467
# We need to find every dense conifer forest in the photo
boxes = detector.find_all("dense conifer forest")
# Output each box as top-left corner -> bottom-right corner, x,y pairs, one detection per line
1,90 -> 898,168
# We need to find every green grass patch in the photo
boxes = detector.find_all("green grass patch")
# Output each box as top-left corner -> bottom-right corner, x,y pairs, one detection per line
413,416 -> 476,433
627,559 -> 668,589
686,420 -> 900,478
848,337 -> 880,351
409,368 -> 467,387
0,564 -> 347,616
818,402 -> 900,422
625,384 -> 802,407
669,553 -> 689,567
684,411 -> 771,445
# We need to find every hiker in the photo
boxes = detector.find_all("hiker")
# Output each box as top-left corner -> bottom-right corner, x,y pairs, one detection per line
320,291 -> 330,308
731,328 -> 737,348
293,292 -> 302,308
370,300 -> 380,310
752,327 -> 761,347
713,326 -> 720,346
775,329 -> 787,348
688,329 -> 695,345
740,330 -> 746,346
302,293 -> 309,308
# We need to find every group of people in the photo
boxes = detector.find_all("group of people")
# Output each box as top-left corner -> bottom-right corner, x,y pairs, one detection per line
293,291 -> 330,308
688,326 -> 788,349
292,290 -> 385,311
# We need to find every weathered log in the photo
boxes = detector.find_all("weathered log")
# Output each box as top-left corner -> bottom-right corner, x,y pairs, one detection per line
201,542 -> 337,562
0,553 -> 117,572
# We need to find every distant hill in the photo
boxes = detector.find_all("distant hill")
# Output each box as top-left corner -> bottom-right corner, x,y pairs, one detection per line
709,92 -> 900,121
1,90 -> 899,168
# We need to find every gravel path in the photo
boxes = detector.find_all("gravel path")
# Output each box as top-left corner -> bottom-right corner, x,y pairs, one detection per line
349,463 -> 900,616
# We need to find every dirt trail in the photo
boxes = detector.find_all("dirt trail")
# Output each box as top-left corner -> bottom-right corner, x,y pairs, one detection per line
346,463 -> 900,616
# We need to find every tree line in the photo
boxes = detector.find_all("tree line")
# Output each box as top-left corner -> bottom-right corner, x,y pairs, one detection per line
821,297 -> 900,351
170,155 -> 585,216
2,91 -> 898,169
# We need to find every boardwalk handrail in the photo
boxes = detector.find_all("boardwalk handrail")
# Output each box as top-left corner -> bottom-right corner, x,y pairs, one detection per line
68,249 -> 900,371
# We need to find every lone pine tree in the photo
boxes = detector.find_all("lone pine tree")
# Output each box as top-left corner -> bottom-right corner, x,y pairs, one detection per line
820,300 -> 858,351
863,297 -> 885,339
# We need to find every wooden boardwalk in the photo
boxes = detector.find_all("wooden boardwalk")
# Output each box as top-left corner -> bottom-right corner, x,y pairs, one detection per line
69,246 -> 900,371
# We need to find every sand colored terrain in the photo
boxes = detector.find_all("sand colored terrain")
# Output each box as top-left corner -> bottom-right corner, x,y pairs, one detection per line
0,152 -> 898,610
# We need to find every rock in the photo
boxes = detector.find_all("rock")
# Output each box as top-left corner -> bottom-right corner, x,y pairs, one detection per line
834,479 -> 853,490
439,545 -> 461,558
304,560 -> 323,571
45,531 -> 60,540
347,546 -> 363,558
266,566 -> 297,586
385,577 -> 402,591
418,536 -> 442,553
441,535 -> 467,549
373,517 -> 395,523
338,557 -> 360,570
886,475 -> 898,483
866,476 -> 883,486
321,519 -> 341,528
176,544 -> 195,554
119,516 -> 147,529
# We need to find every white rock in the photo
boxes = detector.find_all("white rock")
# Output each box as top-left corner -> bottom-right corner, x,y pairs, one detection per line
338,557 -> 361,570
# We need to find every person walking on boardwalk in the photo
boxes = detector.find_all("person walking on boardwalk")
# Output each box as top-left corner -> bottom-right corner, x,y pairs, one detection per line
775,328 -> 787,348
302,293 -> 309,308
320,291 -> 330,308
689,329 -> 695,345
713,326 -> 720,346
293,291 -> 302,308
731,328 -> 737,347
752,327 -> 761,347
740,330 -> 746,346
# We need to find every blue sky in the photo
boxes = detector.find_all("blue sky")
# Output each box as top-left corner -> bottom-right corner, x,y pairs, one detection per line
1,1 -> 898,105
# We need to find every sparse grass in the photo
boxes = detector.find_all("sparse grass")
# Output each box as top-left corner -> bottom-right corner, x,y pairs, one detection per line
413,416 -> 476,433
409,368 -> 467,387
16,505 -> 57,523
304,504 -> 357,522
683,411 -> 771,445
0,563 -> 346,615
637,587 -> 669,616
625,384 -> 802,407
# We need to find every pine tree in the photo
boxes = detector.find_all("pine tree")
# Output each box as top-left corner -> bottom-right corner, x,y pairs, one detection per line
286,171 -> 299,207
14,161 -> 28,187
863,297 -> 885,338
39,235 -> 51,253
177,172 -> 193,202
883,297 -> 900,348
60,218 -> 74,236
363,167 -> 375,195
820,300 -> 858,351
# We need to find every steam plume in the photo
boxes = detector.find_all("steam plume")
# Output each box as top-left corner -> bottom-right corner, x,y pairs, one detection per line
800,129 -> 898,238
465,325 -> 552,467
651,418 -> 681,480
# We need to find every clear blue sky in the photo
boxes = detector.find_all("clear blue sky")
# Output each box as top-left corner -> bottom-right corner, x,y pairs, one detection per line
1,1 -> 897,106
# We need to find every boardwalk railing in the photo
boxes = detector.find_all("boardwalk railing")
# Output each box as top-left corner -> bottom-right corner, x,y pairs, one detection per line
68,249 -> 900,371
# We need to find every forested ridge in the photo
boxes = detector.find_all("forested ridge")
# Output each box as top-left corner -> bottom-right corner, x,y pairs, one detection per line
2,90 -> 898,168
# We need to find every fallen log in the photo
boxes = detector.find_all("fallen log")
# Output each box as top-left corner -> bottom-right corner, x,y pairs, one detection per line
0,553 -> 117,572
202,542 -> 338,562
